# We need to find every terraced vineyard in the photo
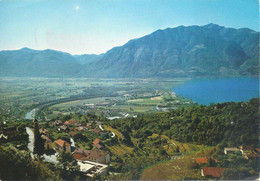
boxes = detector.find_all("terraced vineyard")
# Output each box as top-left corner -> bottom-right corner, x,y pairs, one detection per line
152,134 -> 205,155
141,147 -> 215,180
106,144 -> 133,156
104,125 -> 125,140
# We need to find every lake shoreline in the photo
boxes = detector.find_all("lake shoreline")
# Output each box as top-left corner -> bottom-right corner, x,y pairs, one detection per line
172,77 -> 259,105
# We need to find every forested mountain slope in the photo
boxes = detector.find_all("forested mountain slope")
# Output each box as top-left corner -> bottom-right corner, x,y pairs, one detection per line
0,24 -> 258,78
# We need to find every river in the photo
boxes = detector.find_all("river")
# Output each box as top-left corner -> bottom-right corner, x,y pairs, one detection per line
26,127 -> 58,164
25,108 -> 38,120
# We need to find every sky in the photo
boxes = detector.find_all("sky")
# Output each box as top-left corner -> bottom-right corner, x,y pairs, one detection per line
0,0 -> 259,55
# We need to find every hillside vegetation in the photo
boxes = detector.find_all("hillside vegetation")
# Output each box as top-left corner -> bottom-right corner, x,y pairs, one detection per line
104,98 -> 259,180
107,98 -> 259,147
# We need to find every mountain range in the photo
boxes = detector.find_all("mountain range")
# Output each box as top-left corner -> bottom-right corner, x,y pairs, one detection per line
0,23 -> 258,78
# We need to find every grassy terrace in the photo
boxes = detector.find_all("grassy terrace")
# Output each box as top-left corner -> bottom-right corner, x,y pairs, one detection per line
103,125 -> 125,140
51,97 -> 117,108
106,144 -> 134,156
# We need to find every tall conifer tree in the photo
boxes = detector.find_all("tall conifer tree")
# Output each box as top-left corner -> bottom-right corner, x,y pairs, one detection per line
33,119 -> 44,155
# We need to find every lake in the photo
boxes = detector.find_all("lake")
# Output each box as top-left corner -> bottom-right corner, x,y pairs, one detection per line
173,77 -> 259,105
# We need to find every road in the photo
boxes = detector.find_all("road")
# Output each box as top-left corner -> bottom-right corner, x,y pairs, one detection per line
99,125 -> 115,138
99,124 -> 104,131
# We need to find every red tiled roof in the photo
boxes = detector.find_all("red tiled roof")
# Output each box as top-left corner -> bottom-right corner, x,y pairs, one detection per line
73,148 -> 108,160
69,131 -> 78,137
195,157 -> 208,164
54,139 -> 70,147
195,157 -> 218,164
73,153 -> 85,160
64,119 -> 79,125
93,138 -> 102,145
202,167 -> 226,177
64,121 -> 72,125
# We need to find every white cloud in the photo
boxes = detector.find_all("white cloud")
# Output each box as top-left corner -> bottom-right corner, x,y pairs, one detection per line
75,6 -> 79,10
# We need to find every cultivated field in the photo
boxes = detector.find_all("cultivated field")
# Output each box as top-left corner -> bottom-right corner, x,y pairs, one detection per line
0,77 -> 193,121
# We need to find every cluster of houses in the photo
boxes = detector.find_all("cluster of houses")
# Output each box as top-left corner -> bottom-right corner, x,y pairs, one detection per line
194,146 -> 260,178
38,119 -> 111,177
40,119 -> 109,150
51,137 -> 110,176
50,119 -> 108,137
193,157 -> 226,178
72,147 -> 110,164
224,146 -> 260,160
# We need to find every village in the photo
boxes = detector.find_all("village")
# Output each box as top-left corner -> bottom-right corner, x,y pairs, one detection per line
33,117 -> 115,178
1,113 -> 260,180
0,116 -> 115,178
194,145 -> 260,178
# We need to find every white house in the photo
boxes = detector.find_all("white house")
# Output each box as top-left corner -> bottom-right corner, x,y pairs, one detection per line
224,147 -> 239,154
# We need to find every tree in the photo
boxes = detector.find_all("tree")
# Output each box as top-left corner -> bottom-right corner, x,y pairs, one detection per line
221,168 -> 239,180
57,152 -> 80,179
0,146 -> 60,180
159,149 -> 167,156
207,157 -> 217,167
74,133 -> 89,142
33,119 -> 44,155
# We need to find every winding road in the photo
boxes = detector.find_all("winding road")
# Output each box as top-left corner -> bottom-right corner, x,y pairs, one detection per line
99,125 -> 115,138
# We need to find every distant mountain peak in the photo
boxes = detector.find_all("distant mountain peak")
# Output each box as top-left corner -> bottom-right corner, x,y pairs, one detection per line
203,23 -> 224,29
20,47 -> 33,51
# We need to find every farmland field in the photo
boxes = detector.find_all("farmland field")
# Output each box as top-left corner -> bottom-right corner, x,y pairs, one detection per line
0,77 -> 193,121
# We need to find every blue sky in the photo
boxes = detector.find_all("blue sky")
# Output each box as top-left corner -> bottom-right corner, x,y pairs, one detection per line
0,0 -> 259,54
